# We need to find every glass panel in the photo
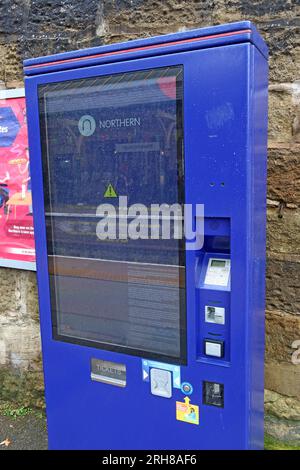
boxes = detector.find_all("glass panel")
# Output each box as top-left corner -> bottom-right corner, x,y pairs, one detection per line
38,66 -> 186,363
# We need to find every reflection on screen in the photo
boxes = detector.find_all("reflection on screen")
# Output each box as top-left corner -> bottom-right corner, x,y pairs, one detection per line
39,66 -> 186,363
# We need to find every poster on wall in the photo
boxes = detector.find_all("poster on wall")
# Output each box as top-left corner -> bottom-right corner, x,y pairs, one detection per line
0,88 -> 36,270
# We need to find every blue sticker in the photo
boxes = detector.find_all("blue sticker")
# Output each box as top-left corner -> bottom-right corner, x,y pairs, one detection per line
181,382 -> 193,396
142,359 -> 181,389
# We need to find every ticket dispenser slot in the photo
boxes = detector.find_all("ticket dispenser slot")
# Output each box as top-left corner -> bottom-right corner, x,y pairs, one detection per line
196,218 -> 231,363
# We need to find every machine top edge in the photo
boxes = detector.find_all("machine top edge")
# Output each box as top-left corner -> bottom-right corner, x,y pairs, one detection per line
23,21 -> 268,76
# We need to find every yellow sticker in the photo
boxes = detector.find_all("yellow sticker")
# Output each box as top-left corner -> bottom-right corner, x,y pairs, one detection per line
176,397 -> 199,425
104,183 -> 118,198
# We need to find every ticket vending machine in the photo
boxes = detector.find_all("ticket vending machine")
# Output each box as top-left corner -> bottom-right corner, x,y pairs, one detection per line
24,22 -> 268,450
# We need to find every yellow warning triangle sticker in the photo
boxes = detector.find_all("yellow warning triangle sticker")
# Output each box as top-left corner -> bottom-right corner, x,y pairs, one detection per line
103,183 -> 118,198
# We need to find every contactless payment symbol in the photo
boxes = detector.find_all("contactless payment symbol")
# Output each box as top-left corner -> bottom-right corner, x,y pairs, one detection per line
176,397 -> 199,425
78,115 -> 96,136
181,382 -> 193,396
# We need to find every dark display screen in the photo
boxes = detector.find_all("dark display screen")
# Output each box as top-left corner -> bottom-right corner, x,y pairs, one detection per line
38,66 -> 186,363
211,260 -> 226,267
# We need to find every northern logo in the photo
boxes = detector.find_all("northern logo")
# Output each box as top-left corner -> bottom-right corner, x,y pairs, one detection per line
78,115 -> 141,136
78,115 -> 96,136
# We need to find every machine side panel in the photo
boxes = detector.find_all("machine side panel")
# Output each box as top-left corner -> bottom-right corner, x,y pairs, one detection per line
247,46 -> 268,449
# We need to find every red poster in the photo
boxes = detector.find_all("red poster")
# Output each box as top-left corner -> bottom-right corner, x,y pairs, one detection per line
0,90 -> 35,269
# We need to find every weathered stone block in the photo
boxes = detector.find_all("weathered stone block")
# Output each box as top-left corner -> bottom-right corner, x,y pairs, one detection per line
0,42 -> 22,87
266,257 -> 300,315
0,268 -> 22,315
18,35 -> 73,62
239,0 -> 298,17
267,206 -> 300,255
28,0 -> 100,33
0,319 -> 41,369
269,88 -> 300,143
25,271 -> 39,322
265,388 -> 300,445
265,389 -> 300,421
266,361 -> 300,398
0,267 -> 41,373
267,144 -> 300,204
266,310 -> 300,363
0,0 -> 30,35
0,268 -> 38,319
259,22 -> 300,84
102,0 -> 216,43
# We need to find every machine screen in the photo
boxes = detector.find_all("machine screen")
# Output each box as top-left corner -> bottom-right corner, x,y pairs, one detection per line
38,66 -> 186,363
211,260 -> 226,267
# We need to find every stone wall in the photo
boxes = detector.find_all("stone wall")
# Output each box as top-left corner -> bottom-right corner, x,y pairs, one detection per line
0,269 -> 44,409
0,0 -> 299,444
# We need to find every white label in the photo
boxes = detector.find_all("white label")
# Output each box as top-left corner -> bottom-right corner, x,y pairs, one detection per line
205,306 -> 225,325
205,342 -> 222,358
204,258 -> 230,287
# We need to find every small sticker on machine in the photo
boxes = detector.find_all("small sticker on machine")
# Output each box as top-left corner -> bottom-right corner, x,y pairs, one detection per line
176,397 -> 199,425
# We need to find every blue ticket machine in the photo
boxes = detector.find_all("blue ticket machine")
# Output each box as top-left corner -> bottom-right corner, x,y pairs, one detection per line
24,22 -> 268,450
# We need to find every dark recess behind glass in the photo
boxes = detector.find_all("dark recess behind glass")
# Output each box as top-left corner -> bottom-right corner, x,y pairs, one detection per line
38,66 -> 187,364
